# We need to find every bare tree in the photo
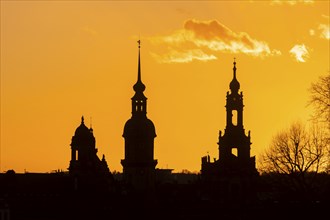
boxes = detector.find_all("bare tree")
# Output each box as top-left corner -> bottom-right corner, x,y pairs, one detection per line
259,122 -> 329,192
309,72 -> 330,128
308,72 -> 330,171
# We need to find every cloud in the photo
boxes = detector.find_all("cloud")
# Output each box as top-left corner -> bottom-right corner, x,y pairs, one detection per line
151,49 -> 217,63
149,19 -> 280,63
184,19 -> 281,56
270,0 -> 314,5
309,15 -> 329,40
318,15 -> 329,40
289,44 -> 309,62
319,24 -> 330,39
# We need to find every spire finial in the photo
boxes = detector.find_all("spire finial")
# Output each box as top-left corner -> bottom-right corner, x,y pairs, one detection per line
81,116 -> 84,124
233,57 -> 237,78
133,38 -> 146,93
90,116 -> 92,129
137,39 -> 141,82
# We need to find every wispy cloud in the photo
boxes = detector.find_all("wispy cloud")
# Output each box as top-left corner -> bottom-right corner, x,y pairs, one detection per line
270,0 -> 314,5
184,20 -> 281,56
309,15 -> 329,40
319,15 -> 330,40
151,49 -> 217,63
289,44 -> 309,62
149,19 -> 280,63
319,24 -> 330,39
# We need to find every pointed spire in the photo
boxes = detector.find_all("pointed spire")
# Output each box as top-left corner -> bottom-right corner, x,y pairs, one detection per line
233,57 -> 237,79
137,39 -> 141,82
133,39 -> 146,93
81,116 -> 84,124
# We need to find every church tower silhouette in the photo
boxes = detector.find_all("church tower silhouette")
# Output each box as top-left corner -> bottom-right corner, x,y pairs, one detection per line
121,41 -> 157,191
202,60 -> 257,179
217,60 -> 256,174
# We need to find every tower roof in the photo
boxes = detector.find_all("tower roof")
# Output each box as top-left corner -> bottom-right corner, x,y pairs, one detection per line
74,116 -> 91,136
133,40 -> 146,94
123,117 -> 156,138
229,59 -> 240,93
124,40 -> 156,137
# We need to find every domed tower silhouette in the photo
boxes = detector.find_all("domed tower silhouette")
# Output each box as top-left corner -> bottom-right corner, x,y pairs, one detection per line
121,41 -> 157,191
69,116 -> 109,175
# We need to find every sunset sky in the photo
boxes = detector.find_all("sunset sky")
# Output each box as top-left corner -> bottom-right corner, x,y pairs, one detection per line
1,0 -> 329,173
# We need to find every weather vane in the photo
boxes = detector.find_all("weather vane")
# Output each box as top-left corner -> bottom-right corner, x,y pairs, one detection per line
137,39 -> 141,48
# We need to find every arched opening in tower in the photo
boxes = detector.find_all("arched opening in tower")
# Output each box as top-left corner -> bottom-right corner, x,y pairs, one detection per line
232,148 -> 238,157
232,110 -> 238,126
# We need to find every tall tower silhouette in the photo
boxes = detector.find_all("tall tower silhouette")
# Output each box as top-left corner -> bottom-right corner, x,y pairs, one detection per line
201,60 -> 258,190
121,41 -> 157,191
217,60 -> 256,174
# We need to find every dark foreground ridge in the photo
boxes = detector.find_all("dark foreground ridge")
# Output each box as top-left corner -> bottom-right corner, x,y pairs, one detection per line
0,170 -> 329,220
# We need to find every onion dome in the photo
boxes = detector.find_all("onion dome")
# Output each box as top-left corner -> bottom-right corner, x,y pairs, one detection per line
230,60 -> 240,93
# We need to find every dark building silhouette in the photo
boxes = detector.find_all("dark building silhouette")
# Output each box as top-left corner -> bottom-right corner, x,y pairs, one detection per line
121,41 -> 157,191
201,61 -> 258,202
68,116 -> 113,194
69,116 -> 110,176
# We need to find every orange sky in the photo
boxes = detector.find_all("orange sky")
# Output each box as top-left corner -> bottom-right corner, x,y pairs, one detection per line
1,1 -> 329,173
